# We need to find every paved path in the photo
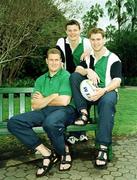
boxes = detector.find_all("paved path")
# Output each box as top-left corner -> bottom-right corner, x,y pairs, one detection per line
0,136 -> 137,180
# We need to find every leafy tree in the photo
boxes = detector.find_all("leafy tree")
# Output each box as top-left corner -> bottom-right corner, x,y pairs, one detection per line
82,3 -> 104,36
54,0 -> 83,19
0,0 -> 66,85
124,0 -> 137,31
105,0 -> 137,32
107,30 -> 137,79
105,0 -> 127,33
106,24 -> 117,42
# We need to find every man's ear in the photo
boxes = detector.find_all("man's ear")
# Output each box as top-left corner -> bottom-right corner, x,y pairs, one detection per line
46,58 -> 48,64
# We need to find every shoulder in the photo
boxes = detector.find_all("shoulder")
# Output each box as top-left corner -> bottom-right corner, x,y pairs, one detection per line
108,52 -> 122,72
109,52 -> 121,63
82,37 -> 89,41
56,38 -> 65,45
82,37 -> 90,43
82,37 -> 91,48
35,73 -> 46,83
59,69 -> 70,80
60,69 -> 70,77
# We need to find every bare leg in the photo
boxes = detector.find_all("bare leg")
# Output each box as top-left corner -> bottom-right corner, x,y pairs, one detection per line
36,144 -> 51,156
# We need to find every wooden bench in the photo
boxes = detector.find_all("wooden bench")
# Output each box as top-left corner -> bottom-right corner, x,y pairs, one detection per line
0,87 -> 112,160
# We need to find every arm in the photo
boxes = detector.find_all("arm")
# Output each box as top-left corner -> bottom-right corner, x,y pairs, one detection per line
31,92 -> 71,110
103,78 -> 121,93
88,78 -> 121,102
88,60 -> 122,101
80,50 -> 90,61
48,71 -> 72,106
75,66 -> 100,86
80,38 -> 92,61
31,91 -> 58,110
48,95 -> 71,106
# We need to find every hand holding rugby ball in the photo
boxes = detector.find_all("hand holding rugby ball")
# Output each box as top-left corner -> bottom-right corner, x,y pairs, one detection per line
80,79 -> 97,101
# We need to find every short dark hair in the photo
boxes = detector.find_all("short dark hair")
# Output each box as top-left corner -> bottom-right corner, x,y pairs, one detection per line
47,48 -> 61,59
88,28 -> 105,38
65,19 -> 81,30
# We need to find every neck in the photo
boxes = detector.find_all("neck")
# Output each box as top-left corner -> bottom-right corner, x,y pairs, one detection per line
68,38 -> 79,49
94,47 -> 106,60
49,71 -> 58,77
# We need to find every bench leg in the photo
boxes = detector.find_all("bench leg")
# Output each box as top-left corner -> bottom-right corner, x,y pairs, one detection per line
108,144 -> 113,161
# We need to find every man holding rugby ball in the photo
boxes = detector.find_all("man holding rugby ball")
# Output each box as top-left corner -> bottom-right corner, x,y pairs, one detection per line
70,28 -> 122,168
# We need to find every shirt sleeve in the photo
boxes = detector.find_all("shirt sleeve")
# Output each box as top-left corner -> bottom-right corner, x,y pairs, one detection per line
58,73 -> 72,96
56,45 -> 65,63
33,78 -> 42,94
83,38 -> 92,52
79,61 -> 88,68
111,61 -> 122,79
56,38 -> 66,63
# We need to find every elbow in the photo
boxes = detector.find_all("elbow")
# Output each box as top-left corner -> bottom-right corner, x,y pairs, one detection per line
113,78 -> 121,88
31,103 -> 40,110
117,79 -> 122,87
31,104 -> 37,110
118,83 -> 121,88
62,99 -> 71,106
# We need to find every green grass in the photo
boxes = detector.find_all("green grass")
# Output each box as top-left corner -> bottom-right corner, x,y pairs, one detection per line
113,87 -> 137,136
2,97 -> 31,121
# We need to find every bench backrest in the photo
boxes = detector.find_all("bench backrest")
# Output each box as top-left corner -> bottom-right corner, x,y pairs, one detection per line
0,87 -> 33,126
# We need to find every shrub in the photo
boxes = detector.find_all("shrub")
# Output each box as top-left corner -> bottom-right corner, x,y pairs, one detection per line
3,78 -> 35,87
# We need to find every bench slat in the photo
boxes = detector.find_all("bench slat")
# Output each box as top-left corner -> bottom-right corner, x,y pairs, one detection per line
9,94 -> 14,119
66,123 -> 97,132
20,93 -> 25,113
0,87 -> 34,94
0,94 -> 3,122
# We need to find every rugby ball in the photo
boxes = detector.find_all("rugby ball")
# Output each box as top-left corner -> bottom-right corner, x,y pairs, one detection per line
80,79 -> 96,101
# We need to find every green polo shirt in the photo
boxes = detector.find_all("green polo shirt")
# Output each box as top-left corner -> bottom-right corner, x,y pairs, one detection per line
94,56 -> 108,88
94,52 -> 111,88
73,38 -> 84,66
34,68 -> 75,107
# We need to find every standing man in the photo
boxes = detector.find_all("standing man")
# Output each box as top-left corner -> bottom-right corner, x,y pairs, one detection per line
56,19 -> 92,144
7,48 -> 78,176
70,28 -> 122,168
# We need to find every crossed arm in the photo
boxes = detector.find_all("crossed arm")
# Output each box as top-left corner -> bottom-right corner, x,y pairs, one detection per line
31,91 -> 71,110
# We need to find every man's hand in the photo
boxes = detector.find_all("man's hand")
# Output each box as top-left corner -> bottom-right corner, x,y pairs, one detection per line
87,88 -> 106,102
32,91 -> 44,99
87,70 -> 100,87
75,67 -> 100,87
80,50 -> 90,61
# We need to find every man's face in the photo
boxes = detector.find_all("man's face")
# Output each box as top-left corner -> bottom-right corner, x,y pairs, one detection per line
46,54 -> 62,73
66,25 -> 80,41
89,33 -> 105,52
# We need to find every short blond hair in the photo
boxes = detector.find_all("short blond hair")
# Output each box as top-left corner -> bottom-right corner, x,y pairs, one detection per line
47,48 -> 61,58
88,28 -> 105,38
